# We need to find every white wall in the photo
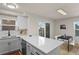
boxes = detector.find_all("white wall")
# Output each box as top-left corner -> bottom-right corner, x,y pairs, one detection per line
16,16 -> 28,29
54,17 -> 79,42
26,14 -> 54,38
0,14 -> 54,38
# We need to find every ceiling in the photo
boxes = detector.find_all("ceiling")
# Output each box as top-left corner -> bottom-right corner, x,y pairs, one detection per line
0,3 -> 79,20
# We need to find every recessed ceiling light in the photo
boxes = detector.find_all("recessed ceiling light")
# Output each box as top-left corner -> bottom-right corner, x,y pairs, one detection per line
57,9 -> 67,15
4,3 -> 18,9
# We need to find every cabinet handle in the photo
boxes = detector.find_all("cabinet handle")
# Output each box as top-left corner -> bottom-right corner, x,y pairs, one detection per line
8,42 -> 11,45
35,52 -> 40,55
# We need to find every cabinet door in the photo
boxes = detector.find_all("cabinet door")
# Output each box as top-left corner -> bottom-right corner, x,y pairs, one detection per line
33,47 -> 44,55
9,39 -> 21,51
30,46 -> 36,55
26,43 -> 44,55
26,43 -> 35,55
26,43 -> 31,55
0,40 -> 9,54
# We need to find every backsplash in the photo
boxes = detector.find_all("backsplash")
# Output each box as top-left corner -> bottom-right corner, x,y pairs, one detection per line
0,31 -> 19,37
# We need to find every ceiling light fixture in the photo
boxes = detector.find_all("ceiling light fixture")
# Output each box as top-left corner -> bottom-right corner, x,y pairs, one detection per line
4,3 -> 18,9
57,9 -> 67,15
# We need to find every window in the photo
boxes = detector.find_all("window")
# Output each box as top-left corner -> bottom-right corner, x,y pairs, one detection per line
2,19 -> 15,31
39,22 -> 50,38
74,22 -> 79,36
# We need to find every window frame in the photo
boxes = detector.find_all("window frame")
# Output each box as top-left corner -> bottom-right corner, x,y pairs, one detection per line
74,22 -> 79,37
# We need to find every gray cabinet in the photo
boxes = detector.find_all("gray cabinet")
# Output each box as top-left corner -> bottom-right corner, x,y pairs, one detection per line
26,43 -> 60,55
27,43 -> 32,55
21,39 -> 26,55
26,43 -> 44,55
0,38 -> 21,54
0,40 -> 9,54
9,39 -> 21,51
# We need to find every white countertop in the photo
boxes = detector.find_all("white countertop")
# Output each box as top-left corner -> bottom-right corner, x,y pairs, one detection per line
20,36 -> 64,54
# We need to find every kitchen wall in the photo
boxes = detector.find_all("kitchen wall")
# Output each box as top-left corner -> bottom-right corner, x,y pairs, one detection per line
54,17 -> 79,42
27,14 -> 54,38
16,16 -> 28,29
0,13 -> 54,38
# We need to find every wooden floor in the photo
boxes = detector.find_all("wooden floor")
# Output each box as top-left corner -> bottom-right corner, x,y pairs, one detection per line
3,50 -> 23,55
2,42 -> 79,55
59,42 -> 79,55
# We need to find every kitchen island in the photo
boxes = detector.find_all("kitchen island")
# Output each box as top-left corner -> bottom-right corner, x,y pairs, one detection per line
21,36 -> 64,55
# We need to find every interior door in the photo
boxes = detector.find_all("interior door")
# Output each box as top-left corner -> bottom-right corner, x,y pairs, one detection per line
46,23 -> 50,38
